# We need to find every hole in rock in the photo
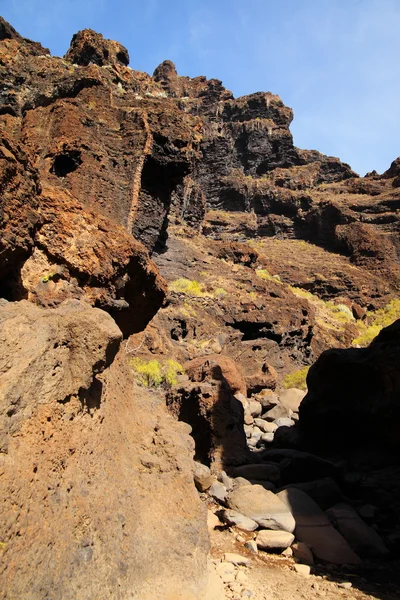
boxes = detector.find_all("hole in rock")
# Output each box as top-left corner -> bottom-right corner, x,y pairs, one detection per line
51,151 -> 82,178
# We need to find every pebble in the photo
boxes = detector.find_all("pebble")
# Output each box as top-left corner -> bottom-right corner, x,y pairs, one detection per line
260,432 -> 274,443
293,564 -> 311,577
244,540 -> 258,554
207,510 -> 221,531
209,481 -> 228,504
193,462 -> 214,492
216,561 -> 236,583
224,553 -> 250,566
338,582 -> 352,589
218,470 -> 234,491
292,541 -> 314,565
219,509 -> 259,532
274,417 -> 295,428
248,400 -> 262,417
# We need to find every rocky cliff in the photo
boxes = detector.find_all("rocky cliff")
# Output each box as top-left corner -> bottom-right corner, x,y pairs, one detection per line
1,18 -> 400,600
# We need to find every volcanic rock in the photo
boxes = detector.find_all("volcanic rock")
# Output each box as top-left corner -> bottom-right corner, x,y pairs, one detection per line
278,489 -> 361,564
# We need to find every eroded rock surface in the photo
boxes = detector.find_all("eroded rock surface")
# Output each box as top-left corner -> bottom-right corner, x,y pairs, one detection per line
0,304 -> 209,600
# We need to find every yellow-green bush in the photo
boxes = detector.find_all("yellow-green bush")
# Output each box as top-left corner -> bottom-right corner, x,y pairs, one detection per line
353,299 -> 400,346
282,366 -> 310,391
256,269 -> 282,284
130,358 -> 184,387
169,278 -> 205,296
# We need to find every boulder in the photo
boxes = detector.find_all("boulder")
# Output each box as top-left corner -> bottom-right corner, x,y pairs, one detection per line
227,485 -> 295,533
256,530 -> 294,552
326,503 -> 389,558
278,478 -> 343,511
193,462 -> 214,492
292,542 -> 314,565
277,489 -> 361,564
299,319 -> 400,452
279,388 -> 305,412
230,464 -> 280,485
218,510 -> 258,532
264,404 -> 292,421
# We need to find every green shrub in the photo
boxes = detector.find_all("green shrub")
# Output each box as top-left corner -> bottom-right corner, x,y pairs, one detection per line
42,273 -> 55,283
282,366 -> 309,391
130,358 -> 184,387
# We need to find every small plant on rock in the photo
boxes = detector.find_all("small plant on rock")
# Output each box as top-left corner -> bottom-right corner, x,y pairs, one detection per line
282,366 -> 310,391
130,358 -> 184,387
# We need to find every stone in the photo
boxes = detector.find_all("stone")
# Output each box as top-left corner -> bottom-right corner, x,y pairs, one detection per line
338,582 -> 352,589
248,480 -> 276,492
278,453 -> 339,486
244,425 -> 253,438
326,503 -> 389,558
244,541 -> 258,554
293,564 -> 311,577
292,542 -> 314,565
277,489 -> 361,564
194,462 -> 214,492
227,485 -> 295,533
207,510 -> 221,532
273,426 -> 300,449
274,417 -> 295,428
244,411 -> 254,425
264,404 -> 292,421
278,478 -> 344,510
248,400 -> 262,417
219,510 -> 258,532
218,470 -> 234,491
209,482 -> 228,504
256,530 -> 294,552
257,390 -> 280,408
260,433 -> 275,444
236,570 -> 248,582
224,553 -> 250,566
230,464 -> 280,485
278,388 -> 305,412
233,477 -> 252,489
358,504 -> 378,521
216,562 -> 236,584
247,438 -> 259,448
255,420 -> 278,433
282,547 -> 293,557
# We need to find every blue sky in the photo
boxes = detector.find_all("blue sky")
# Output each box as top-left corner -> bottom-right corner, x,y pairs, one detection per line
1,0 -> 399,175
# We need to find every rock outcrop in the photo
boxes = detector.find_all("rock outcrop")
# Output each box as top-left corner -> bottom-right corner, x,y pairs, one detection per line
299,318 -> 400,453
0,300 -> 210,600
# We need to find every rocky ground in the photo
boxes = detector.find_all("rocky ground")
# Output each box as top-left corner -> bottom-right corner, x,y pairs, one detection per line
1,17 -> 400,600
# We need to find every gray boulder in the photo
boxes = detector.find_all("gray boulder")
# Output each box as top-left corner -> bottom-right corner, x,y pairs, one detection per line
228,485 -> 295,532
326,503 -> 389,558
278,489 -> 361,564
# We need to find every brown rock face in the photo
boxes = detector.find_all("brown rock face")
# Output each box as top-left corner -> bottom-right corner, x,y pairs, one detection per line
298,319 -> 400,453
0,301 -> 210,600
64,28 -> 129,67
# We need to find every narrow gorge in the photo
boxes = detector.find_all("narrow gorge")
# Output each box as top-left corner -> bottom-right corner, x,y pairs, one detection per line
1,18 -> 400,600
